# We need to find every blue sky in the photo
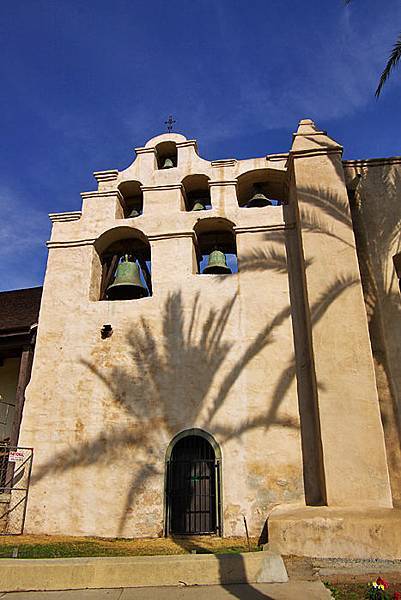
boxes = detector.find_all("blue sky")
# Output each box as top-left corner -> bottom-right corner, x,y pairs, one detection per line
1,0 -> 401,290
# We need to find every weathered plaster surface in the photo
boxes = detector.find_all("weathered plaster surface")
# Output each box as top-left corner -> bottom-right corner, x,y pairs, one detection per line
289,121 -> 392,509
18,126 -> 398,548
20,134 -> 303,538
344,158 -> 401,505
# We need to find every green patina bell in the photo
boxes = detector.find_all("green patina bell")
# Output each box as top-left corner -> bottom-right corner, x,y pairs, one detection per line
161,157 -> 174,169
192,201 -> 205,211
203,249 -> 231,275
247,184 -> 272,208
106,255 -> 148,300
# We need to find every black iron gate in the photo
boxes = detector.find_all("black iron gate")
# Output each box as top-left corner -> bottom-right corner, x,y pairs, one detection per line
166,435 -> 220,535
0,444 -> 33,535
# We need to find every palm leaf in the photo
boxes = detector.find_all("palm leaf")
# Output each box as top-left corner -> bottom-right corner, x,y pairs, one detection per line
376,34 -> 401,97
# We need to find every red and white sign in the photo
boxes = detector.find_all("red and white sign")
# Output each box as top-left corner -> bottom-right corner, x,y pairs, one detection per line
8,451 -> 24,463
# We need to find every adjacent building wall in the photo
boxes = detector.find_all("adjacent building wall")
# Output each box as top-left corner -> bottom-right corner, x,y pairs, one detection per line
344,158 -> 401,505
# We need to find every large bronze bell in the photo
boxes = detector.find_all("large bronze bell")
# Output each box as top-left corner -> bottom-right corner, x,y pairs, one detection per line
106,255 -> 148,300
247,184 -> 272,208
161,157 -> 174,169
203,249 -> 232,275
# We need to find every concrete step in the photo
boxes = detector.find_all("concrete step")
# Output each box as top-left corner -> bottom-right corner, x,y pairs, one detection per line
0,552 -> 288,593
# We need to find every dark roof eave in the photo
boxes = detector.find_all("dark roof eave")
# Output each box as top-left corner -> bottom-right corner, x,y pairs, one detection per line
0,287 -> 42,332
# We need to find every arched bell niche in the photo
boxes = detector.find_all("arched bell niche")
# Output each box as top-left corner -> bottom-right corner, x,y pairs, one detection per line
182,174 -> 211,212
118,180 -> 143,218
194,218 -> 237,275
95,227 -> 152,300
237,168 -> 286,208
156,141 -> 177,170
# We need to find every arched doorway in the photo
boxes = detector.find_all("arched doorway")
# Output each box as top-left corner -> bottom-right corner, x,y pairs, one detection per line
165,430 -> 221,535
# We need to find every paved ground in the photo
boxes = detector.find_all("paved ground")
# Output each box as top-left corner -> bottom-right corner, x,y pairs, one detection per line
0,582 -> 332,599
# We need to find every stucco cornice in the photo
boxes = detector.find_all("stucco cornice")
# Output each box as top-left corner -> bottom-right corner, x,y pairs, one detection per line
265,153 -> 289,162
46,238 -> 96,249
148,231 -> 196,242
93,170 -> 119,184
134,146 -> 155,155
47,230 -> 197,248
176,140 -> 198,151
80,190 -> 122,200
234,223 -> 291,234
288,147 -> 343,163
48,212 -> 82,223
141,184 -> 183,192
211,159 -> 237,168
292,130 -> 330,138
343,156 -> 401,167
209,180 -> 238,188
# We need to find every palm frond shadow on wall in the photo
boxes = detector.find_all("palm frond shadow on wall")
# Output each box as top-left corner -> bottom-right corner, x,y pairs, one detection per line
31,187 -> 362,536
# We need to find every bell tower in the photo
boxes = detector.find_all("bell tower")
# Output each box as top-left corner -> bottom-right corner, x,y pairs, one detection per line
16,124 -> 396,557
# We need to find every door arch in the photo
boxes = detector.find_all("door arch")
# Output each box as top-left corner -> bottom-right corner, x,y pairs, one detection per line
165,429 -> 221,535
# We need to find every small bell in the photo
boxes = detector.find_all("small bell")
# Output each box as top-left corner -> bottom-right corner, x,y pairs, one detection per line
161,157 -> 174,169
106,255 -> 148,300
127,207 -> 140,218
203,249 -> 232,275
247,184 -> 272,208
192,201 -> 205,211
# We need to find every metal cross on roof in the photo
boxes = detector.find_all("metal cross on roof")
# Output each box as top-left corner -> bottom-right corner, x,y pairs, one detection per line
165,115 -> 176,133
